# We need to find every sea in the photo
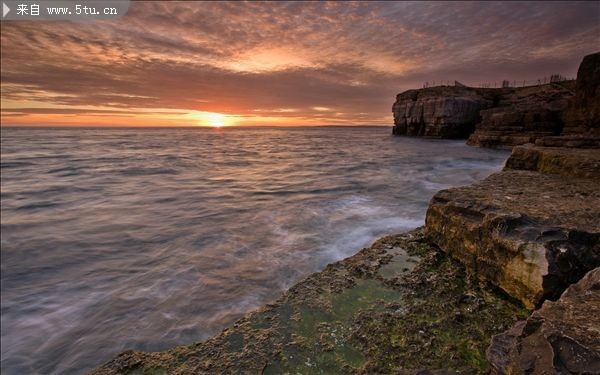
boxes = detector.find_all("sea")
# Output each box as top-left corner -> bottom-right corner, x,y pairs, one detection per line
0,126 -> 510,374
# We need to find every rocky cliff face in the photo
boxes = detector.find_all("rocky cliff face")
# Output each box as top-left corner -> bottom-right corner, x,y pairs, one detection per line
392,87 -> 493,138
467,83 -> 575,148
393,52 -> 600,149
422,52 -> 600,373
562,52 -> 600,135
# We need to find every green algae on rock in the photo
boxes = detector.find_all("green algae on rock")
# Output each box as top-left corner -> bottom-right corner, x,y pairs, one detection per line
91,229 -> 527,375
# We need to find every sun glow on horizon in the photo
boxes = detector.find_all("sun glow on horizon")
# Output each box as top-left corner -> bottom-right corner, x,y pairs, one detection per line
187,111 -> 234,127
206,112 -> 227,127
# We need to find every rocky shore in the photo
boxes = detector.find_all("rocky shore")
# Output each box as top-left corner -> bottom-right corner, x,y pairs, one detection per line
92,53 -> 599,374
92,229 -> 530,374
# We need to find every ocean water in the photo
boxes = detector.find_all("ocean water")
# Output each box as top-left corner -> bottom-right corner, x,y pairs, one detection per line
0,126 -> 509,374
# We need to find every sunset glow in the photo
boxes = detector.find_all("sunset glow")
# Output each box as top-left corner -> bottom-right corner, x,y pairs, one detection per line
1,1 -> 598,127
207,113 -> 227,128
187,111 -> 234,127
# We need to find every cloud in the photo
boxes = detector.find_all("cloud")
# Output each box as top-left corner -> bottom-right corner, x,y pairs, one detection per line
1,1 -> 598,126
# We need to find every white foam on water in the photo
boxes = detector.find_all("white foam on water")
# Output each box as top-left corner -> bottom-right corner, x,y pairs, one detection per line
1,126 -> 509,374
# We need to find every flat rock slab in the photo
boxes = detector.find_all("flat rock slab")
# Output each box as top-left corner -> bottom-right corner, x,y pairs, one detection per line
91,229 -> 527,374
487,267 -> 600,374
506,144 -> 600,179
426,170 -> 600,309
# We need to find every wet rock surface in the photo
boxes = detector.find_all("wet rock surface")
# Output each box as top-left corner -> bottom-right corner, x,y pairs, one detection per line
91,229 -> 527,374
487,267 -> 600,374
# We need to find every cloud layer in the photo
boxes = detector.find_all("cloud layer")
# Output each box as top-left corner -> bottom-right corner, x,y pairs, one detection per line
1,1 -> 599,126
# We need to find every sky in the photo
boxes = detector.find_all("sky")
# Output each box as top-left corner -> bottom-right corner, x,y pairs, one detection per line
1,1 -> 599,127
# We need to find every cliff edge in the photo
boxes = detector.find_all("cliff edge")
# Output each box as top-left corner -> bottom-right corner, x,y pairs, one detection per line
393,52 -> 600,149
391,86 -> 495,138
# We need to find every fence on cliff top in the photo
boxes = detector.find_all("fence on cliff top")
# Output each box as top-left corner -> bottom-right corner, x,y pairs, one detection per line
422,74 -> 574,89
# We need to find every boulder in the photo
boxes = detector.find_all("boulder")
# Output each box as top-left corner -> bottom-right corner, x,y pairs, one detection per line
486,268 -> 600,374
425,169 -> 600,309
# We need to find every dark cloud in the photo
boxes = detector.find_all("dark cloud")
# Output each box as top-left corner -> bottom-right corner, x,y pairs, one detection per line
1,1 -> 598,125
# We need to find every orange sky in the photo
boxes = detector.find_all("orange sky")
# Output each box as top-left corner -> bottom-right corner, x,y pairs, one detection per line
1,1 -> 599,127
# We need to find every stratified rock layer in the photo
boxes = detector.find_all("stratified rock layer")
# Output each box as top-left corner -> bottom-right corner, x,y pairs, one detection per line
425,162 -> 600,309
393,52 -> 600,148
392,87 -> 493,138
467,83 -> 575,148
505,143 -> 600,179
486,268 -> 600,374
534,134 -> 600,148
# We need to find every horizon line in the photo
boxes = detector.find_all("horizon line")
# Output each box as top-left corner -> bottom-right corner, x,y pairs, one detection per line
0,124 -> 392,129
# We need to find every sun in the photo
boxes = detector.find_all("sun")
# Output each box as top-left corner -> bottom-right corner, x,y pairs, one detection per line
207,112 -> 227,127
187,111 -> 233,127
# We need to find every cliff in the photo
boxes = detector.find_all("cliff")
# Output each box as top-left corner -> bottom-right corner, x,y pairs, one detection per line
467,82 -> 575,148
393,52 -> 600,148
391,86 -> 495,138
421,52 -> 600,373
562,52 -> 600,135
